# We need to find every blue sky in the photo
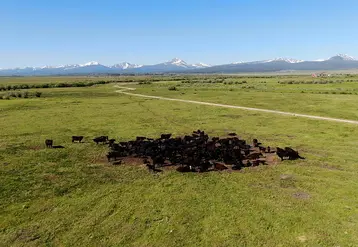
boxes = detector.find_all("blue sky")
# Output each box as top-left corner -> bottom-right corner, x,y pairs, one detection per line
1,0 -> 357,68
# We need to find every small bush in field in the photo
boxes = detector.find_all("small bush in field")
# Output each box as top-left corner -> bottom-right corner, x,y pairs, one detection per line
35,92 -> 42,97
9,92 -> 17,97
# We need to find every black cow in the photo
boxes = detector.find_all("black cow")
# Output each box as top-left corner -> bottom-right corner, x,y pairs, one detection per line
160,134 -> 172,140
276,147 -> 288,161
284,147 -> 305,160
214,162 -> 228,171
106,151 -> 122,162
136,136 -> 146,142
93,136 -> 108,144
72,136 -> 84,143
108,139 -> 116,147
45,139 -> 53,148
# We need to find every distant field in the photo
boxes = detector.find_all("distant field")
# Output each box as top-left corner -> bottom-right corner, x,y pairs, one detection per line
1,75 -> 358,246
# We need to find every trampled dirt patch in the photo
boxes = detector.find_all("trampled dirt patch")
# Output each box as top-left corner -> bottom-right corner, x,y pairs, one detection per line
29,145 -> 42,151
320,164 -> 344,171
293,192 -> 311,200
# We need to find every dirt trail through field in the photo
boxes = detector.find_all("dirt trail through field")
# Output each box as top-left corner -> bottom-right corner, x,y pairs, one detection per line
115,85 -> 358,125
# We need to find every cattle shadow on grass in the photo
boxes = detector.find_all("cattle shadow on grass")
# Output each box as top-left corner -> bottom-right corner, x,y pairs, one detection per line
52,145 -> 65,149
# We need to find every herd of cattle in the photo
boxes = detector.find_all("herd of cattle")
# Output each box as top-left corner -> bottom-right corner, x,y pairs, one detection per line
45,130 -> 305,173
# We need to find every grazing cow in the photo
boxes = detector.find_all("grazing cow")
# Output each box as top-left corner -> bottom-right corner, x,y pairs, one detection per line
252,159 -> 266,166
146,163 -> 155,171
232,159 -> 243,170
161,134 -> 172,140
245,152 -> 263,160
284,147 -> 305,160
152,156 -> 165,167
253,139 -> 262,147
246,160 -> 253,167
45,139 -> 53,148
146,162 -> 162,173
72,136 -> 84,143
276,147 -> 288,161
108,139 -> 116,147
259,146 -> 266,152
136,136 -> 146,142
214,162 -> 228,171
106,151 -> 122,162
93,136 -> 108,144
176,166 -> 191,173
212,137 -> 220,142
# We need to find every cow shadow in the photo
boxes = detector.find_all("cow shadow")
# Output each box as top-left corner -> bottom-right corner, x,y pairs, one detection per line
52,145 -> 65,149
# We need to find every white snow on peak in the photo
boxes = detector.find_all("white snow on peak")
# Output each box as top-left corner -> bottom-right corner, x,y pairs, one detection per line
232,61 -> 244,64
57,64 -> 79,69
192,62 -> 211,68
165,58 -> 189,67
262,58 -> 304,63
81,61 -> 100,67
111,62 -> 142,69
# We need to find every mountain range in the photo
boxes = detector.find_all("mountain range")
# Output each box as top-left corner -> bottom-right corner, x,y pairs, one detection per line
1,54 -> 357,76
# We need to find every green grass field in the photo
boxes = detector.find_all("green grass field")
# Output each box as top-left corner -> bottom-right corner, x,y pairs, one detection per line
1,75 -> 358,246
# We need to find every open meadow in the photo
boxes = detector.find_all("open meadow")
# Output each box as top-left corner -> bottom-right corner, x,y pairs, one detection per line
1,75 -> 358,246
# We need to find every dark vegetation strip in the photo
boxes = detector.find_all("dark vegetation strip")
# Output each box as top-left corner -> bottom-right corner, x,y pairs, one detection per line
1,91 -> 42,100
0,80 -> 122,91
0,78 -> 185,91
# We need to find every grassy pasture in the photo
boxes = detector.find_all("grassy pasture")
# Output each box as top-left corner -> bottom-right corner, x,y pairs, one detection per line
1,76 -> 358,246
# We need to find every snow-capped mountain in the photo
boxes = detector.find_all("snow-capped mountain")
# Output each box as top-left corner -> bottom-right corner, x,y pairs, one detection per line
328,54 -> 356,61
1,54 -> 358,75
163,58 -> 191,68
194,54 -> 358,73
111,62 -> 142,70
126,58 -> 211,73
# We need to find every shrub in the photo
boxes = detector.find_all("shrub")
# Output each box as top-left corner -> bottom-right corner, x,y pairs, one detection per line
19,84 -> 29,89
16,92 -> 22,98
9,92 -> 17,97
2,95 -> 10,100
23,91 -> 29,98
168,86 -> 177,91
57,82 -> 70,88
35,92 -> 42,97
